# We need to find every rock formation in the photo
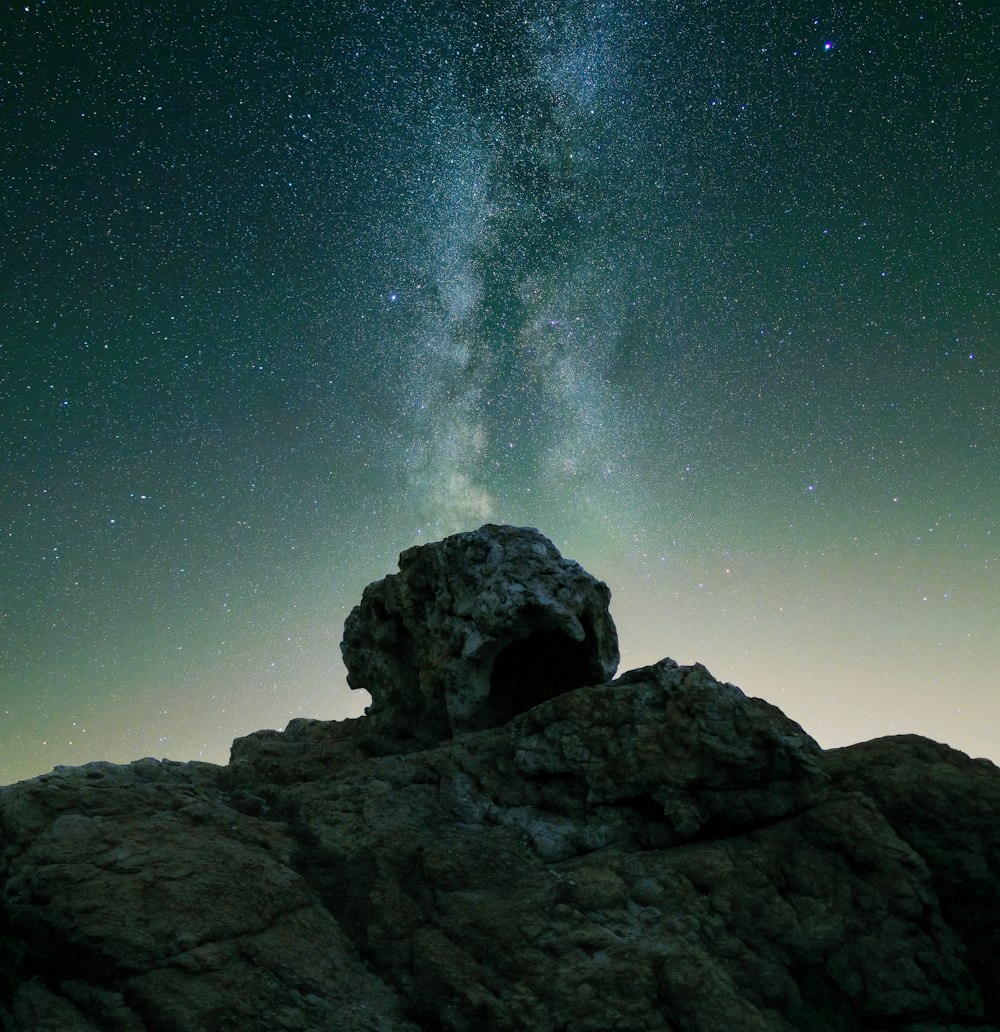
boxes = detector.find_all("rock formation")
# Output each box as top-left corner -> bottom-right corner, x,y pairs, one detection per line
2,524 -> 999,1032
341,523 -> 620,749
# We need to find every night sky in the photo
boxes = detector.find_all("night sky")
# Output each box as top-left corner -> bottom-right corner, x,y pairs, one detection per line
2,1 -> 997,785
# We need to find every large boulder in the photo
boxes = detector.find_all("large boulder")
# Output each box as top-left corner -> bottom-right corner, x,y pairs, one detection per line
341,524 -> 619,749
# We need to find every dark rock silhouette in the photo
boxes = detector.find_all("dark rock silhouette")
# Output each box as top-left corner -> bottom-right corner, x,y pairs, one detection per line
2,525 -> 999,1031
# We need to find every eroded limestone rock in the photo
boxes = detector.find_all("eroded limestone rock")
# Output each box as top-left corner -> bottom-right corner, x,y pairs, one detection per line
341,524 -> 619,748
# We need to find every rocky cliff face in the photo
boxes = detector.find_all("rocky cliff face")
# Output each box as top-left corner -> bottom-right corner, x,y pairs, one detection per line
2,525 -> 998,1032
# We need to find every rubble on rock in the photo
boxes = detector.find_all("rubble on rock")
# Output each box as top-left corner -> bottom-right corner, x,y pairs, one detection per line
2,525 -> 998,1032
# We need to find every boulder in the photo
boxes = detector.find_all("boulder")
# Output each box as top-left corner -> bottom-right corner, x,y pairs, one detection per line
341,524 -> 619,749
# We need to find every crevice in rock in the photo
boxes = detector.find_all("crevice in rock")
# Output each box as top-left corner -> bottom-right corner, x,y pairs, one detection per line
628,800 -> 829,858
164,902 -> 318,966
784,957 -> 862,1032
282,818 -> 374,949
687,807 -> 805,845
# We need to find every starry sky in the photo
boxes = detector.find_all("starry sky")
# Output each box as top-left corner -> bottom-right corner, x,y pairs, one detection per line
2,1 -> 997,785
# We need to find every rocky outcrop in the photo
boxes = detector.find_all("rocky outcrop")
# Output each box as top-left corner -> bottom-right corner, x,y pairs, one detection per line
2,525 -> 999,1032
342,524 -> 619,750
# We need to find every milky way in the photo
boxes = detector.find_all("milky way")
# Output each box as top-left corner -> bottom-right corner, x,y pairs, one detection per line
373,6 -> 648,536
2,2 -> 996,784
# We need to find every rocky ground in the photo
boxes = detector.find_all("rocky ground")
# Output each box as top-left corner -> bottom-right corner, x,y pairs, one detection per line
2,525 -> 998,1031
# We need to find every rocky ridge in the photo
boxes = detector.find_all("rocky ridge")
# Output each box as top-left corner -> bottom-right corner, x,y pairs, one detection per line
2,524 -> 998,1032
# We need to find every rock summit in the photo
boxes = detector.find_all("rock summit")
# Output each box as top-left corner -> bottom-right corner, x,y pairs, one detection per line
2,524 -> 999,1031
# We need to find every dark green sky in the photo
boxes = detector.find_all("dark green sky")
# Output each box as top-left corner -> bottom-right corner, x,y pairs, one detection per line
2,0 -> 996,784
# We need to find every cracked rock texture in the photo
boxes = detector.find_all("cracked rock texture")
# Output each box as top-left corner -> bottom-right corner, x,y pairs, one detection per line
2,526 -> 1000,1031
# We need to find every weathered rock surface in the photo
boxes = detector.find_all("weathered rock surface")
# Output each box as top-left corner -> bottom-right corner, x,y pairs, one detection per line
341,524 -> 620,749
2,525 -> 999,1031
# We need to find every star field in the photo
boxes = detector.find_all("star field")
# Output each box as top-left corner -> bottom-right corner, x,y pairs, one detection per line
1,1 -> 997,784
